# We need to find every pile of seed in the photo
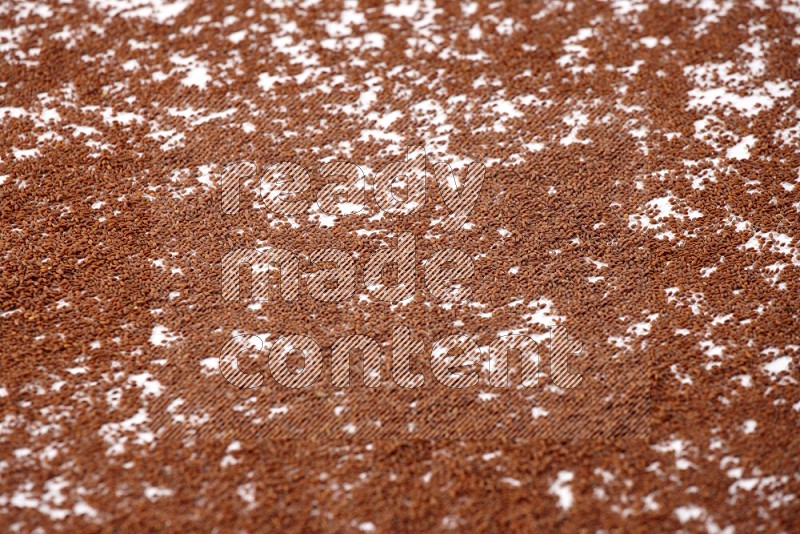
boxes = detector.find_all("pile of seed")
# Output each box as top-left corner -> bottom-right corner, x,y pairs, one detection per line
1,0 -> 798,531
